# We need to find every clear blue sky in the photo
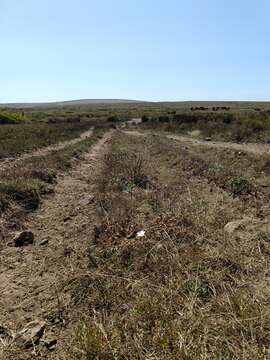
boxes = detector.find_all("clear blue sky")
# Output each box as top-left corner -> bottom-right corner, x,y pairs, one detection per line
1,0 -> 269,102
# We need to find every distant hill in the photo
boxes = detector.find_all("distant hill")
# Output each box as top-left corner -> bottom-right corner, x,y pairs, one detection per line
0,99 -> 147,109
1,99 -> 269,111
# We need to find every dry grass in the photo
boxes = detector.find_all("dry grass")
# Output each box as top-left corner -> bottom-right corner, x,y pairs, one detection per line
64,132 -> 270,359
140,111 -> 270,143
0,126 -> 108,245
0,119 -> 97,158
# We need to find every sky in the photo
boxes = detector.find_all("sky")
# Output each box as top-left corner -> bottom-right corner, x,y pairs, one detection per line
0,0 -> 269,102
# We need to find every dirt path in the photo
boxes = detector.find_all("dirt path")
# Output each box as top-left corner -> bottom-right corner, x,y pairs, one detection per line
0,128 -> 94,172
0,130 -> 113,359
123,130 -> 270,155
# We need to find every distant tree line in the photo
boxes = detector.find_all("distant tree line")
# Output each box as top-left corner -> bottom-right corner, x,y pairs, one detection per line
190,106 -> 230,111
141,112 -> 234,124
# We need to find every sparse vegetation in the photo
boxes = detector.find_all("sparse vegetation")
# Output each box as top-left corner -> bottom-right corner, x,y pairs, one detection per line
140,111 -> 270,142
1,104 -> 270,359
0,120 -> 96,158
64,131 -> 270,359
0,122 -> 108,243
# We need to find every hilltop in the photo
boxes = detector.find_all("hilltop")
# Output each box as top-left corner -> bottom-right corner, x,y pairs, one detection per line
0,99 -> 147,109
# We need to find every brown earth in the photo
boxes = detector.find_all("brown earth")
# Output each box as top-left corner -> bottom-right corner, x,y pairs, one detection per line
0,130 -> 113,359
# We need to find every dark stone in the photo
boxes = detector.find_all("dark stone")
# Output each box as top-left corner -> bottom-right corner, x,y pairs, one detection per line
14,231 -> 34,247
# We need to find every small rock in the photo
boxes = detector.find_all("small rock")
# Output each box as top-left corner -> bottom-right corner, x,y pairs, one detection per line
79,194 -> 95,206
205,137 -> 212,141
15,320 -> 46,348
39,239 -> 49,246
13,231 -> 34,247
224,217 -> 253,235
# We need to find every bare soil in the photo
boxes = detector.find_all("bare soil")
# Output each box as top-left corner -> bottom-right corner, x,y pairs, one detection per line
0,130 -> 113,359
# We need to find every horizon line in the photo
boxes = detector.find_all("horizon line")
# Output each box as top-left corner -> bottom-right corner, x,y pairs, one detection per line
1,98 -> 270,106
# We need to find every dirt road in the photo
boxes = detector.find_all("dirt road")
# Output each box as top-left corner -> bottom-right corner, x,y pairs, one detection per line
123,130 -> 270,156
0,128 -> 94,172
0,130 -> 113,359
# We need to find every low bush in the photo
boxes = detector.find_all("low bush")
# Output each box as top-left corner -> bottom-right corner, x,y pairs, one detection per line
0,111 -> 26,124
101,149 -> 150,192
225,177 -> 255,197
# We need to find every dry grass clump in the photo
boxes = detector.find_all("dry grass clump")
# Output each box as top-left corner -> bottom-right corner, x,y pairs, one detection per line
66,133 -> 270,359
99,147 -> 151,193
0,178 -> 52,211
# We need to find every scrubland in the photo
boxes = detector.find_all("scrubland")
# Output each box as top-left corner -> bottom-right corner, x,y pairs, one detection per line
0,104 -> 269,359
66,130 -> 270,359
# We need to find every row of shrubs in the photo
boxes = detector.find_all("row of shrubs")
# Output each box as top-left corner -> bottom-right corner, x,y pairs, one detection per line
142,112 -> 270,126
141,112 -> 270,141
191,106 -> 230,111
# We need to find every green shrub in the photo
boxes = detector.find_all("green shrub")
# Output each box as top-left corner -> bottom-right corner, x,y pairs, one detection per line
225,177 -> 254,197
0,111 -> 26,124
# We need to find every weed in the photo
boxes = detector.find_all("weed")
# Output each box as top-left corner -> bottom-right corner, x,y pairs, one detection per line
225,177 -> 255,197
183,277 -> 214,302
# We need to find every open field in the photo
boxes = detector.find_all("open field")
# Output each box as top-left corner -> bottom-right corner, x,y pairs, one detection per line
62,130 -> 270,359
0,105 -> 270,359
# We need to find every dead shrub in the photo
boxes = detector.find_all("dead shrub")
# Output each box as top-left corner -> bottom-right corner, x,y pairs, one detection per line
101,150 -> 151,192
94,193 -> 139,244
